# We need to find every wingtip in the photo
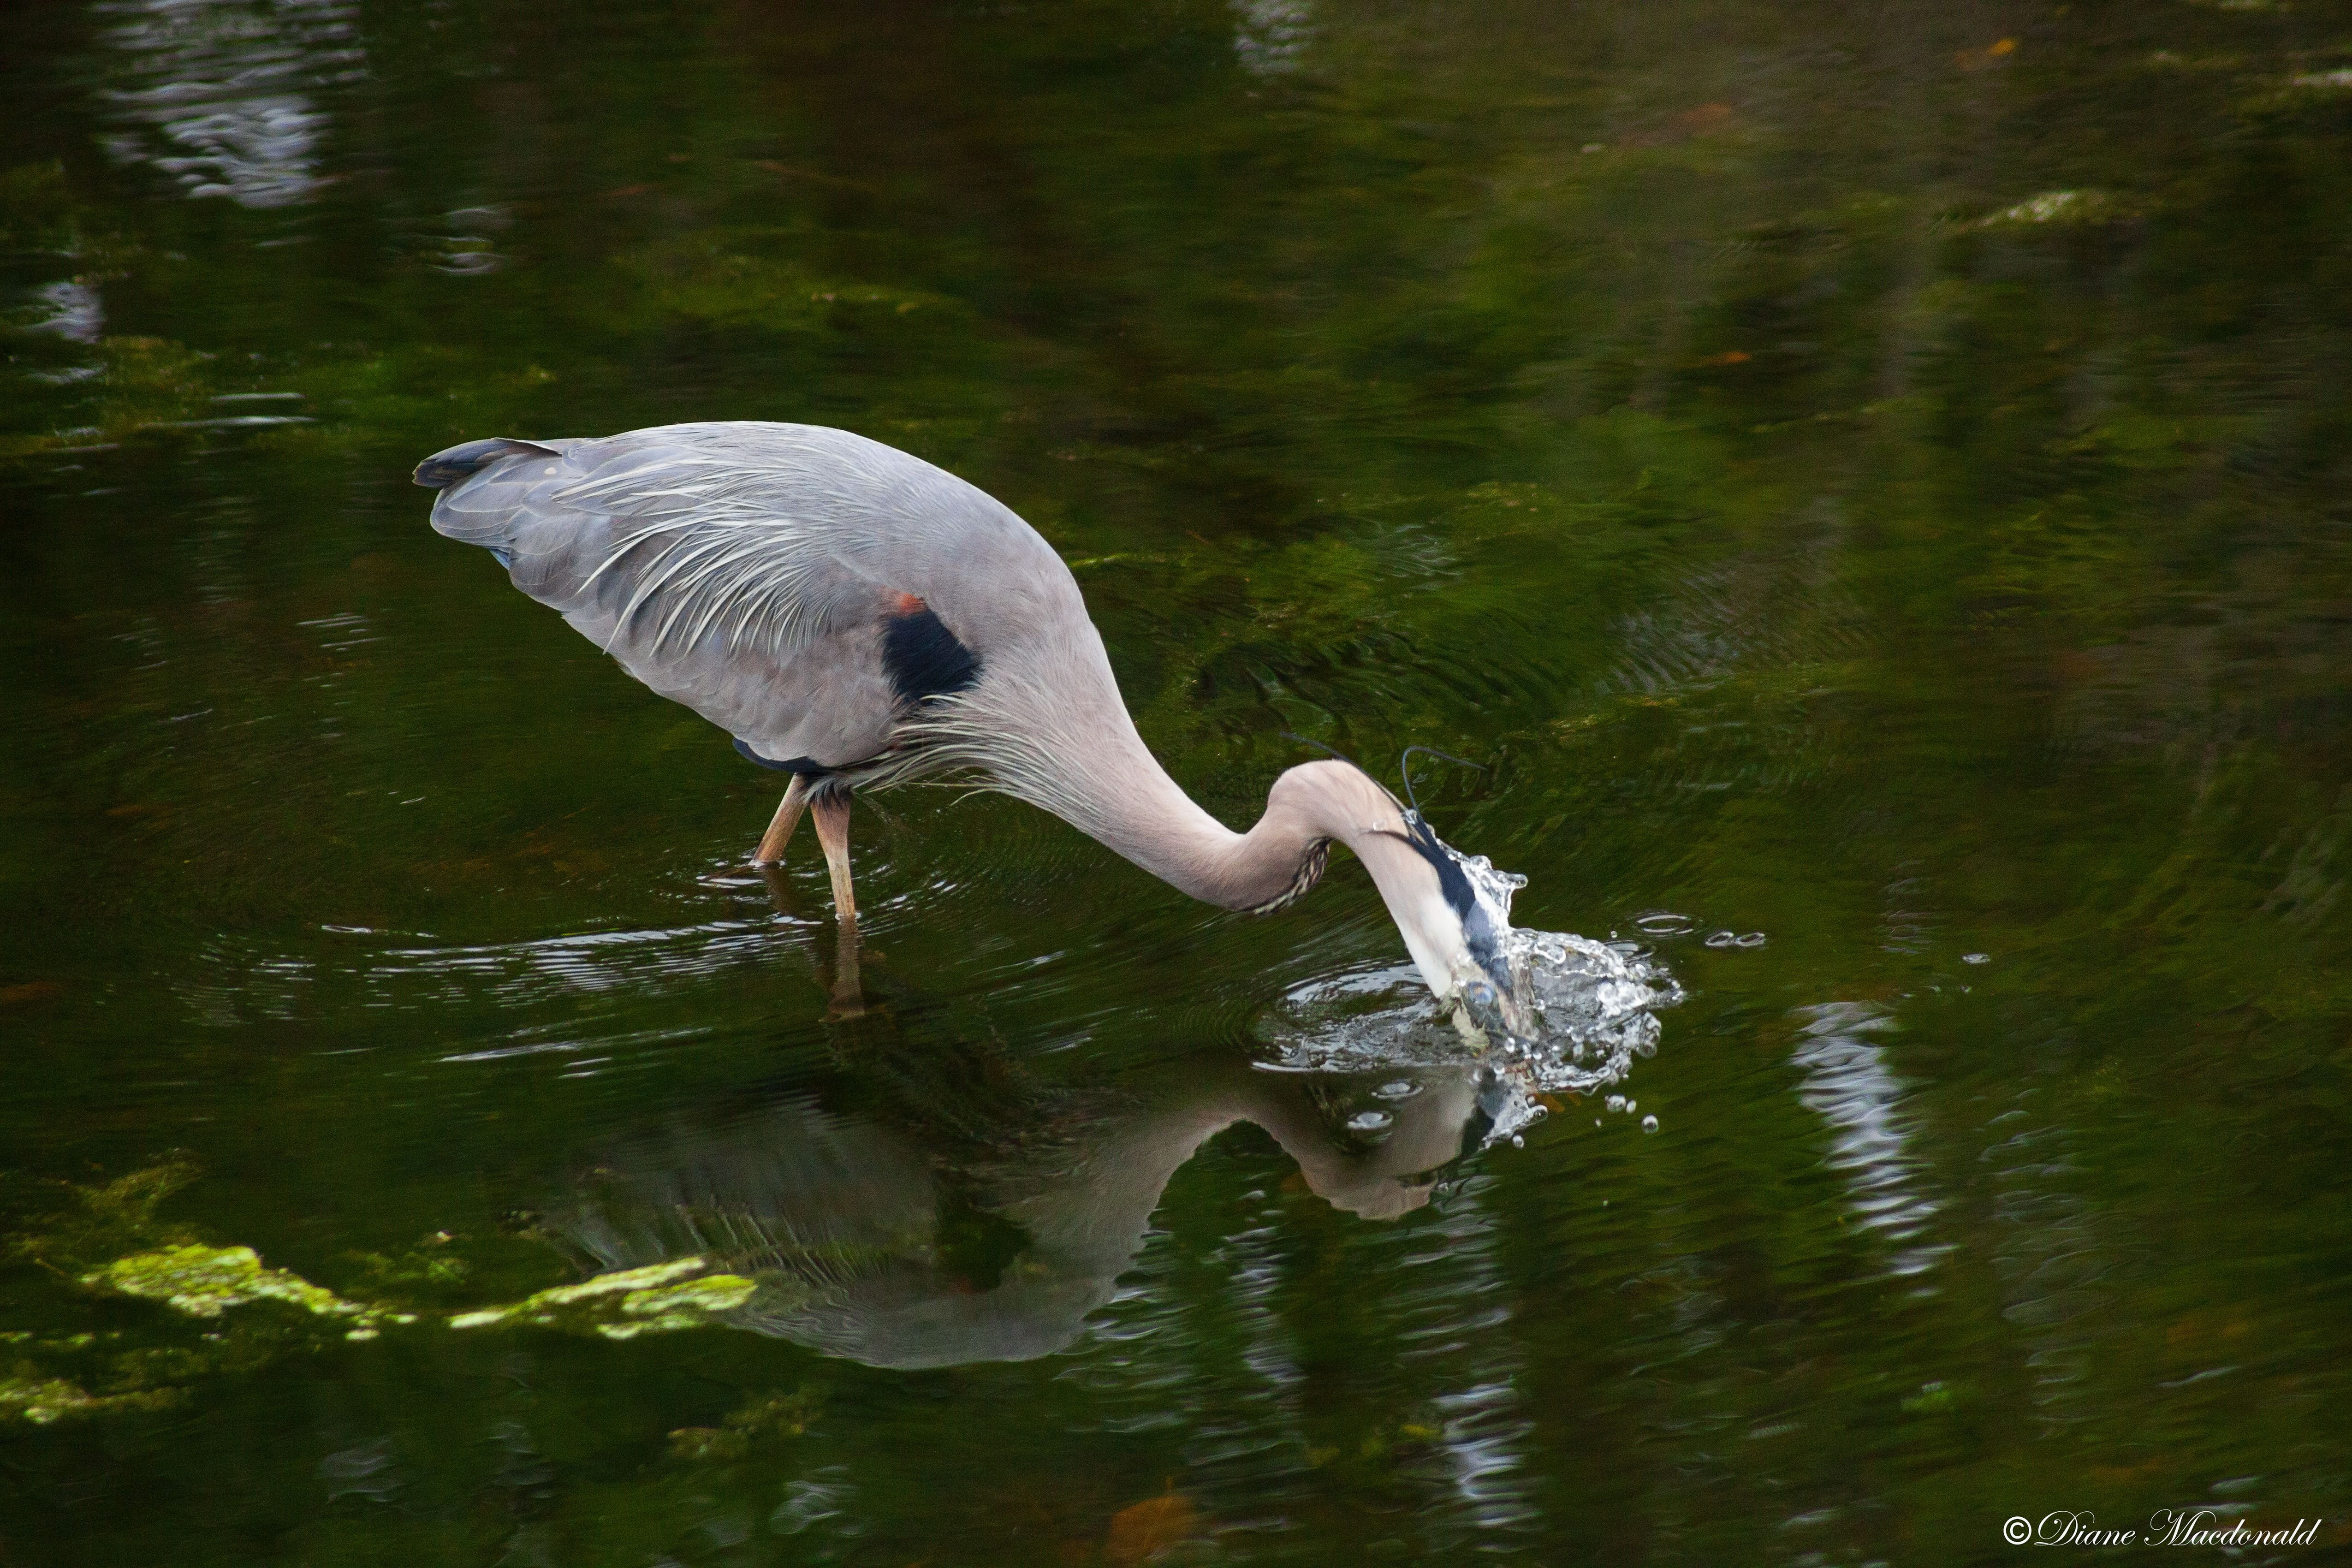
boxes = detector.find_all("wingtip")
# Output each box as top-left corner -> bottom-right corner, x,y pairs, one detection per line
414,436 -> 562,490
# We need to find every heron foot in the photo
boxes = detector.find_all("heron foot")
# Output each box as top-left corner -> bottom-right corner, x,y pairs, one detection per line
810,786 -> 857,924
752,774 -> 811,864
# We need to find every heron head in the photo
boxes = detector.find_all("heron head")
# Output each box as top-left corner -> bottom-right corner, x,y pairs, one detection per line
1278,762 -> 1538,1046
1381,810 -> 1539,1046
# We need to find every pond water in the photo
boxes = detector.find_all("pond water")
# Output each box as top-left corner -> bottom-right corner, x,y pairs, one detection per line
5,0 -> 2351,1562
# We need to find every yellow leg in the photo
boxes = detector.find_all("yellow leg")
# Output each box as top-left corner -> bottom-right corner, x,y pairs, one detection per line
753,774 -> 810,865
810,788 -> 857,924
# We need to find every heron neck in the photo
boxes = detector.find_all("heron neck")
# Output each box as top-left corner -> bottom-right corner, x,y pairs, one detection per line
961,633 -> 1399,910
1068,743 -> 1390,914
1100,765 -> 1298,913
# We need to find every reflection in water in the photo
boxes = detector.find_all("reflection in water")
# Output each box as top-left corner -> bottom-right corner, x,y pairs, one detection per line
1788,1002 -> 1948,1278
1231,0 -> 1316,78
1981,1097 -> 2120,1438
22,280 -> 106,343
96,0 -> 366,209
1395,1173 -> 1543,1544
549,1051 -> 1488,1371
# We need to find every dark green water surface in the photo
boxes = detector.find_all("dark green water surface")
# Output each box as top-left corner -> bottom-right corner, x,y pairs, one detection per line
6,1 -> 2352,1562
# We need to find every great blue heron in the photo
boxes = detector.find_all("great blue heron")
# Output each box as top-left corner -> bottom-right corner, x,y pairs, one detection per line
416,421 -> 1533,1039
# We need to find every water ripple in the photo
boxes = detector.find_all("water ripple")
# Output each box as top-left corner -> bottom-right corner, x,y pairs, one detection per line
97,0 -> 366,209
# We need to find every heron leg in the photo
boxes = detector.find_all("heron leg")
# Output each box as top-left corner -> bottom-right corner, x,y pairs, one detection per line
827,920 -> 865,1019
752,774 -> 811,865
809,786 -> 857,924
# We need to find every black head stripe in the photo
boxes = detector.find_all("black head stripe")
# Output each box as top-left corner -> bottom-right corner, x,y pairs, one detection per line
1397,814 -> 1476,923
1391,814 -> 1505,973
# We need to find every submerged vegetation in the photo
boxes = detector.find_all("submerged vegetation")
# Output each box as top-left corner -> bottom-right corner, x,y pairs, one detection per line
0,1162 -> 765,1429
87,1242 -> 416,1334
444,1258 -> 757,1338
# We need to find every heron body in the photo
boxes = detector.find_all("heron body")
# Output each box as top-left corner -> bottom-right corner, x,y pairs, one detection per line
417,421 -> 1533,1038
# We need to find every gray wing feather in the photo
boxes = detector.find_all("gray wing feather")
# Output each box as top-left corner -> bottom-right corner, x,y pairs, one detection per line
424,422 -> 1077,772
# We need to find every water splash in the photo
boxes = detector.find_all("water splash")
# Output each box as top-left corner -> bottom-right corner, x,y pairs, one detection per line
1269,837 -> 1682,1146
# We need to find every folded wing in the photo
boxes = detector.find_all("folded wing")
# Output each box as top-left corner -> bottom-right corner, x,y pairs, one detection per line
420,422 -> 994,772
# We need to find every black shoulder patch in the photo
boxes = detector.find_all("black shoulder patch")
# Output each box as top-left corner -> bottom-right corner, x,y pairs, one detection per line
881,601 -> 981,704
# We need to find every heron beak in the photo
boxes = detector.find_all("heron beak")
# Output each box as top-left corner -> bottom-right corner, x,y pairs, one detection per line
1355,832 -> 1538,1048
1449,947 -> 1538,1047
1425,837 -> 1539,1049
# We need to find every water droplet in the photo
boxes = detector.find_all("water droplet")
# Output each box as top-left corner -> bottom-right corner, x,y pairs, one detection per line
1345,1110 -> 1395,1133
1605,1094 -> 1626,1113
1962,952 -> 1990,965
1625,1099 -> 1636,1114
1510,1134 -> 1525,1148
1642,1114 -> 1659,1134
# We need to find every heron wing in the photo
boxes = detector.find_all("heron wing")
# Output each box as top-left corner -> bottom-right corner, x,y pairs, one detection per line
424,423 -> 976,770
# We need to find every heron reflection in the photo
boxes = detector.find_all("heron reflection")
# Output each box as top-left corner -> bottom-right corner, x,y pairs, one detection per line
543,1045 -> 1500,1371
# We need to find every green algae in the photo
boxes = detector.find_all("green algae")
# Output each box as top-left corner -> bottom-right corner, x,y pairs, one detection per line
0,1239 -> 762,1428
6,1158 -> 201,1272
79,1241 -> 752,1342
0,1374 -> 167,1425
666,1384 -> 826,1462
3,1163 -> 756,1415
82,1244 -> 418,1338
446,1257 -> 756,1338
599,1274 -> 762,1340
0,1329 -> 298,1427
0,1353 -> 188,1425
0,1161 -> 356,1426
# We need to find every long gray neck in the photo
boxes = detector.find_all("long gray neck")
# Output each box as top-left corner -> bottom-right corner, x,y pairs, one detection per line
1030,711 -> 1326,911
940,634 -> 1353,910
925,627 -> 1420,913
